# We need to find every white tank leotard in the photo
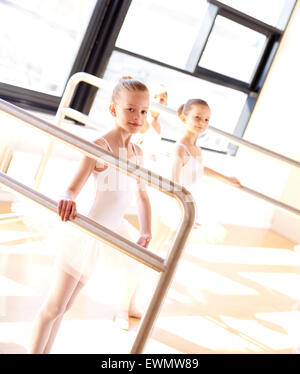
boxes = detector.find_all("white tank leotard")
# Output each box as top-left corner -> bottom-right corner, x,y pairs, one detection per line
157,142 -> 204,228
12,137 -> 152,309
176,143 -> 204,188
55,137 -> 143,283
175,143 -> 205,223
139,125 -> 161,173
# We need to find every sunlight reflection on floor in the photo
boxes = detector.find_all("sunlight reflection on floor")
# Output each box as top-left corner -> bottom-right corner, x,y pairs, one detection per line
0,209 -> 299,353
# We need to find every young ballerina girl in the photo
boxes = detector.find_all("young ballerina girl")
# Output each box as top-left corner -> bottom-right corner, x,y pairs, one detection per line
135,84 -> 168,168
171,98 -> 242,228
28,77 -> 152,353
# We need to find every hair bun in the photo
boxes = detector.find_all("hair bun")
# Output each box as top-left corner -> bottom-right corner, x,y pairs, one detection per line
120,75 -> 133,81
177,104 -> 184,118
112,77 -> 149,104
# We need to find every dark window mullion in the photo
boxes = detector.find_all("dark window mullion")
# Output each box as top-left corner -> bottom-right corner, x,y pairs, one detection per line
115,46 -> 250,94
67,0 -> 112,80
185,2 -> 218,72
0,0 -> 107,114
227,94 -> 257,155
188,4 -> 281,92
70,0 -> 132,115
0,0 -> 131,115
0,83 -> 60,113
250,34 -> 281,92
195,66 -> 250,93
208,0 -> 283,35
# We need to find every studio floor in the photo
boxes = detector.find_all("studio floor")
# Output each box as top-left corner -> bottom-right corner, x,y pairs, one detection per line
0,199 -> 299,354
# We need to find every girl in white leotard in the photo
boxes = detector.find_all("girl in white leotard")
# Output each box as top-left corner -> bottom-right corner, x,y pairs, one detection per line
135,85 -> 168,170
29,77 -> 152,353
172,98 -> 242,227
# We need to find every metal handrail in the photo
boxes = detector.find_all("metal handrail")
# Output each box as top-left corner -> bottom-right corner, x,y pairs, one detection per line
1,70 -> 298,354
242,186 -> 300,216
0,97 -> 196,354
45,72 -> 299,217
149,102 -> 300,216
150,101 -> 300,169
47,72 -> 300,169
41,71 -> 300,170
34,73 -> 111,188
0,172 -> 165,271
208,125 -> 300,168
62,107 -> 106,130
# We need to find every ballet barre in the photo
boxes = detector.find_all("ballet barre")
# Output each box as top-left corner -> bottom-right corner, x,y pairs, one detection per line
50,72 -> 299,218
0,97 -> 196,354
35,71 -> 299,183
149,101 -> 300,217
0,171 -> 165,272
240,185 -> 300,216
150,101 -> 300,169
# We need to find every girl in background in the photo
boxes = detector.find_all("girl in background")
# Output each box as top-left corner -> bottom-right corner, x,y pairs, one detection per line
172,98 -> 242,229
136,84 -> 168,170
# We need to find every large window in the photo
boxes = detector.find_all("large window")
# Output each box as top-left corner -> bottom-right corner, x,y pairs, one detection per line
90,50 -> 247,151
0,0 -> 97,96
199,16 -> 267,83
0,0 -> 296,143
115,0 -> 208,69
0,0 -> 130,112
90,0 -> 296,153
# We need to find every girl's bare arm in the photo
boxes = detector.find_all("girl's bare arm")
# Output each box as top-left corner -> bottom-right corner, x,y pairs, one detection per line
134,145 -> 152,248
171,145 -> 186,184
58,139 -> 109,221
204,167 -> 242,188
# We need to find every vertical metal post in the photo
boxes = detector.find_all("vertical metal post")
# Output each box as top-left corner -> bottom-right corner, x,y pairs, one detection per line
131,198 -> 195,353
34,78 -> 79,188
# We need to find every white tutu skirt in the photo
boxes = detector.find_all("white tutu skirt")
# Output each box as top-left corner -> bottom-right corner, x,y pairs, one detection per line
11,197 -> 147,286
55,217 -> 145,283
149,180 -> 227,246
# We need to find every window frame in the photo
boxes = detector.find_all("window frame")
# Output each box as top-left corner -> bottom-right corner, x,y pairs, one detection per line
0,0 -> 296,156
105,0 -> 296,154
0,0 -> 132,114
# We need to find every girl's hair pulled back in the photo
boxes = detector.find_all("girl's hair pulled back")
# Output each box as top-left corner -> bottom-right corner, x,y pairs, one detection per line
111,76 -> 149,104
177,98 -> 209,119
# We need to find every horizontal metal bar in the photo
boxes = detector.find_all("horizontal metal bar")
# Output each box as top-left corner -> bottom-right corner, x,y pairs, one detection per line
24,87 -> 299,220
62,107 -> 106,130
241,186 -> 300,216
0,97 -> 196,268
0,171 -> 166,272
208,124 -> 300,168
150,101 -> 300,169
0,99 -> 191,200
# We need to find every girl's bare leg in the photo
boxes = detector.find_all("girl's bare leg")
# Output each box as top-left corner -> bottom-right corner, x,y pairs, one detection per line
115,270 -> 140,330
120,280 -> 138,314
29,266 -> 86,354
42,275 -> 86,354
